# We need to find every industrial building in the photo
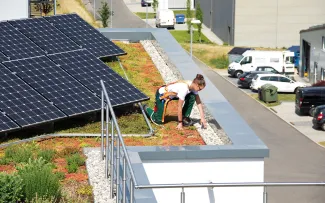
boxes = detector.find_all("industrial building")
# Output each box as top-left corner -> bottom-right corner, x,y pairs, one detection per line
299,24 -> 325,84
196,0 -> 325,48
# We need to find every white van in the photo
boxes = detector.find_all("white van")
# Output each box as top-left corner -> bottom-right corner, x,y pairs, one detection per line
155,9 -> 175,29
228,50 -> 295,78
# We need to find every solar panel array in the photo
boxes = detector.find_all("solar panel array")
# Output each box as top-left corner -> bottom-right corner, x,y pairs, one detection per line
46,14 -> 126,58
48,50 -> 148,106
0,14 -> 149,134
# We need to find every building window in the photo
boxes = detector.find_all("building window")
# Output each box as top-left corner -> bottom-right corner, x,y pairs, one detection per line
323,36 -> 325,50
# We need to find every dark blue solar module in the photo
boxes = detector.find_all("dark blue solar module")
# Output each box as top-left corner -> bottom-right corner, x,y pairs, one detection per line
0,112 -> 19,133
48,50 -> 149,107
9,18 -> 81,54
0,22 -> 45,60
3,56 -> 101,116
0,51 -> 9,62
45,14 -> 126,58
0,64 -> 66,127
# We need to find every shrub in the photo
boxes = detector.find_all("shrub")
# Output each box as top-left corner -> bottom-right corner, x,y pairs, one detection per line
17,158 -> 61,201
37,149 -> 56,163
4,145 -> 34,163
58,146 -> 80,157
210,55 -> 229,69
77,185 -> 93,196
66,154 -> 85,173
0,172 -> 24,202
54,171 -> 65,181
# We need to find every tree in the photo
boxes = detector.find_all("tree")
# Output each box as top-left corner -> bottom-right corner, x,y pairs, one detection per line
98,2 -> 111,28
34,0 -> 54,16
152,0 -> 159,13
195,2 -> 203,42
186,0 -> 192,33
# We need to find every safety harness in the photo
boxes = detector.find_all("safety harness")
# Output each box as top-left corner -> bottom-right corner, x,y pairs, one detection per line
157,80 -> 189,123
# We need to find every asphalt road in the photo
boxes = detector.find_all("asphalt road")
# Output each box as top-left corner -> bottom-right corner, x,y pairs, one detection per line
90,0 -> 147,28
109,1 -> 325,202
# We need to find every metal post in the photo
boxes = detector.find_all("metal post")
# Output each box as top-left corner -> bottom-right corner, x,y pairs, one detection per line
263,186 -> 267,203
110,0 -> 113,28
146,4 -> 148,28
105,104 -> 110,178
116,135 -> 120,203
122,156 -> 126,203
93,0 -> 96,19
101,91 -> 104,160
54,0 -> 57,15
180,187 -> 185,203
130,179 -> 134,203
110,121 -> 115,199
190,25 -> 193,59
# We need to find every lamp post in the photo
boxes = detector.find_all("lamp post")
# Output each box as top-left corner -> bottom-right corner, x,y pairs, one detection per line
190,19 -> 201,59
110,0 -> 113,28
93,0 -> 96,19
146,3 -> 148,28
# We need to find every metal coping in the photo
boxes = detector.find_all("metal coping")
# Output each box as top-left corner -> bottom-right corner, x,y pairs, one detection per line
98,28 -> 269,202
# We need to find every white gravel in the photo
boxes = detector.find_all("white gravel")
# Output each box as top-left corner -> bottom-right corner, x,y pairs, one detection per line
85,40 -> 231,203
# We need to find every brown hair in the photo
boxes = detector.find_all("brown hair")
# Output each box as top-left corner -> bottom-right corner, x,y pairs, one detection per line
193,74 -> 206,88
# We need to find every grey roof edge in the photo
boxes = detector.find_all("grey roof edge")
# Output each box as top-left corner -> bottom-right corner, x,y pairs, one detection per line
99,28 -> 268,152
300,23 -> 325,34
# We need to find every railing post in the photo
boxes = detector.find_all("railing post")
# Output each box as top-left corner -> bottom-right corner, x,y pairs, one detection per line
180,187 -> 185,203
122,156 -> 126,203
116,133 -> 120,203
263,186 -> 267,203
110,120 -> 115,199
105,104 -> 110,179
130,179 -> 134,203
101,91 -> 104,160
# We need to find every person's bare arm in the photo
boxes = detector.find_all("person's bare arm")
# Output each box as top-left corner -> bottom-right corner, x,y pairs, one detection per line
176,99 -> 184,130
195,95 -> 207,128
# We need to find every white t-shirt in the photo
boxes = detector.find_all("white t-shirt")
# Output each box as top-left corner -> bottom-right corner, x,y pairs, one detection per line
158,80 -> 198,100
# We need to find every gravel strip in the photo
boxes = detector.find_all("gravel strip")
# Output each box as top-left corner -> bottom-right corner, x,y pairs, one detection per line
141,40 -> 231,145
84,148 -> 115,203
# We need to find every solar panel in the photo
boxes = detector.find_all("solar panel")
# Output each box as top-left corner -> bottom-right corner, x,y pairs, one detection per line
0,51 -> 9,62
45,14 -> 126,58
3,56 -> 101,116
0,22 -> 44,60
0,64 -> 66,127
9,18 -> 81,54
0,112 -> 19,133
48,50 -> 149,107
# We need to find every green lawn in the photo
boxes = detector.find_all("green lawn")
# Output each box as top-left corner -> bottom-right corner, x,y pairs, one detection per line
135,10 -> 195,19
250,93 -> 295,107
169,30 -> 212,44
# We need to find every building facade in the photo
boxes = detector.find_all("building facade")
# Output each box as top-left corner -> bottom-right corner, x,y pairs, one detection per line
196,0 -> 325,48
159,0 -> 194,10
0,0 -> 29,21
300,25 -> 325,84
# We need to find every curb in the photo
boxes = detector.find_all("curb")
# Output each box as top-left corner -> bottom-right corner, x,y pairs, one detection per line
191,54 -> 325,149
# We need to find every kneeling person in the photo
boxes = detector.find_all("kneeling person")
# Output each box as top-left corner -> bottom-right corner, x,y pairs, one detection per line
144,74 -> 207,130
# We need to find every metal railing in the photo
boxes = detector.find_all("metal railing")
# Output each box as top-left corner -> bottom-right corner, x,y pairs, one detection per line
101,80 -> 139,203
100,80 -> 325,203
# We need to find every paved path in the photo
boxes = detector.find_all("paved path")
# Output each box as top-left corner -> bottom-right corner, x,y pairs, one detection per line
96,0 -> 325,202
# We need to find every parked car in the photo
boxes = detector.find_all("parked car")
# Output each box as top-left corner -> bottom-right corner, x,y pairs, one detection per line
175,14 -> 185,24
237,71 -> 273,88
251,74 -> 306,93
295,86 -> 325,115
312,105 -> 325,130
255,66 -> 280,74
155,9 -> 175,29
141,0 -> 152,7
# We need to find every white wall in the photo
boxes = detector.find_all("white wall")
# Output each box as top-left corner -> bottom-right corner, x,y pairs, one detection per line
143,158 -> 264,203
158,0 -> 194,10
235,0 -> 325,48
0,0 -> 29,21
